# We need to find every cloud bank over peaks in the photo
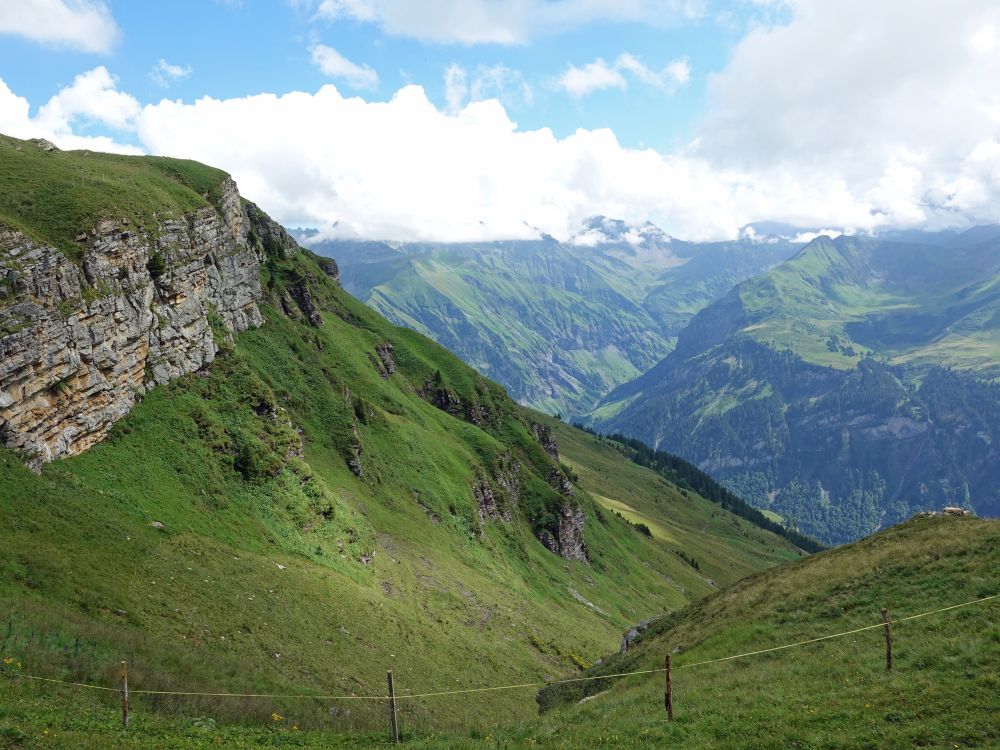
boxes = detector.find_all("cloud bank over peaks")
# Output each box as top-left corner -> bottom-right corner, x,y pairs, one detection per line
3,65 -> 997,244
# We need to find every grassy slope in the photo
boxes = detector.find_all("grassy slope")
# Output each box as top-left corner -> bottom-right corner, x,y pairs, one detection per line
0,302 -> 798,735
3,518 -> 993,749
0,284 -> 671,732
523,515 -> 1000,750
538,414 -> 803,586
737,236 -> 1000,375
0,141 -> 803,743
0,135 -> 228,258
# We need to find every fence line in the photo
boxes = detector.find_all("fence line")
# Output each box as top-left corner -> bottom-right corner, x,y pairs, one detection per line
674,591 -> 1000,671
19,674 -> 119,692
7,592 -> 998,702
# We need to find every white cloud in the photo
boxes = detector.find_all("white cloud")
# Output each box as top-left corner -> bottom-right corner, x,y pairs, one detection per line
558,53 -> 690,97
0,69 -> 141,154
126,82 -> 899,243
698,0 -> 1000,228
35,67 -> 141,133
0,0 -> 119,53
150,59 -> 193,88
304,0 -> 705,44
309,43 -> 379,89
0,79 -> 32,136
443,64 -> 468,113
444,63 -> 533,111
558,59 -> 626,97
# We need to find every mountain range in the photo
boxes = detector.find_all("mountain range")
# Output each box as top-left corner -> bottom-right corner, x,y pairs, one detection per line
310,217 -> 803,416
316,221 -> 1000,545
593,232 -> 1000,542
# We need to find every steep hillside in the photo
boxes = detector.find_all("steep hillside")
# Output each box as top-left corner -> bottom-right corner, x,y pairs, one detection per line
594,234 -> 1000,543
313,218 -> 800,416
529,515 -> 1000,749
735,235 -> 1000,375
0,136 -> 802,737
534,413 -> 813,575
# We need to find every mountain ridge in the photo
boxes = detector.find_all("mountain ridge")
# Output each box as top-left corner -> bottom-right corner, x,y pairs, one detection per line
593,232 -> 1000,543
313,219 -> 803,415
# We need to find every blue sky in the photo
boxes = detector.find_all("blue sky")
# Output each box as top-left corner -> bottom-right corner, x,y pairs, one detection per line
0,1 -> 773,151
1,1 -> 999,242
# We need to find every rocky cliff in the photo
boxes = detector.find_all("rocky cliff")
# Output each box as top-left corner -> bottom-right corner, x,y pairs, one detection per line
0,177 -> 266,465
0,136 -> 592,566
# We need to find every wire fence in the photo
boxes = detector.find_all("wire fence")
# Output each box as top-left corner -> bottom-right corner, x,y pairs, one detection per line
12,592 -> 1000,698
5,592 -> 998,728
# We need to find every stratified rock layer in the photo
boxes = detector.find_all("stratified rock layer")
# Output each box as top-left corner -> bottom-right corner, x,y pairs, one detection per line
0,178 -> 265,465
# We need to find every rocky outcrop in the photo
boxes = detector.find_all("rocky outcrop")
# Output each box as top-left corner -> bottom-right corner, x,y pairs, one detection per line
288,282 -> 323,327
619,617 -> 655,653
243,199 -> 299,261
375,343 -> 396,378
318,257 -> 340,285
539,468 -> 589,563
348,421 -> 363,477
538,503 -> 589,563
421,373 -> 462,415
473,480 -> 502,524
0,178 -> 265,465
531,422 -> 559,462
546,467 -> 576,499
466,402 -> 488,426
473,454 -> 521,525
29,138 -> 59,152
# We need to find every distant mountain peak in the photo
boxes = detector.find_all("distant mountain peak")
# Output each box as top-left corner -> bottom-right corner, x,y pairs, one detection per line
572,216 -> 671,248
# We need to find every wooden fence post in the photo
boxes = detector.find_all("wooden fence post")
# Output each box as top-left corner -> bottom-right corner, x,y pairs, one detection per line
387,670 -> 399,743
664,654 -> 673,721
120,661 -> 130,729
881,608 -> 892,672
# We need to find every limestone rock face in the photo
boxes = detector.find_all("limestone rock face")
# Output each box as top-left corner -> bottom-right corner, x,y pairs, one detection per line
539,467 -> 589,563
0,178 -> 265,465
318,257 -> 340,285
531,421 -> 559,462
375,343 -> 396,378
473,454 -> 521,525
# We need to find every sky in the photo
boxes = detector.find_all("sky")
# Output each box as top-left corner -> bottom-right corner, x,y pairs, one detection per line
1,0 -> 999,242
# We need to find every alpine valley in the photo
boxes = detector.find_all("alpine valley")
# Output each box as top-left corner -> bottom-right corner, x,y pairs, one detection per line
0,135 -> 809,738
311,218 -> 803,417
317,225 -> 1000,546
